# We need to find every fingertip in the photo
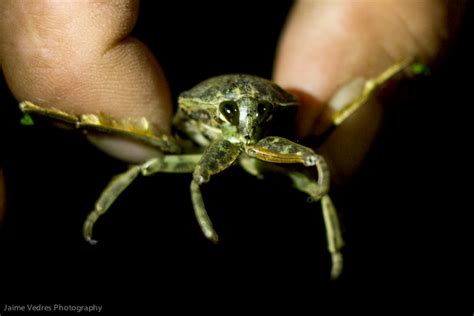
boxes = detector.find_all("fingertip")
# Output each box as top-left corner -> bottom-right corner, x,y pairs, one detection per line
274,0 -> 443,184
1,1 -> 174,164
281,88 -> 325,138
317,97 -> 383,185
87,133 -> 164,164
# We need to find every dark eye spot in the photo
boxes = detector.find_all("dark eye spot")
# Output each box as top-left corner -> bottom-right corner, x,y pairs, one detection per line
219,101 -> 239,125
256,101 -> 273,123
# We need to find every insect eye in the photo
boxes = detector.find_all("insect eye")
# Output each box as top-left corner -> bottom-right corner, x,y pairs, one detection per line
219,101 -> 240,125
256,101 -> 273,123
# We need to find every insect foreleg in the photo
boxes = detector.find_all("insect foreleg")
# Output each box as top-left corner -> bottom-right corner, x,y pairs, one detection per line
287,167 -> 344,279
246,136 -> 330,196
329,59 -> 414,127
320,195 -> 344,279
19,101 -> 181,153
191,140 -> 241,243
245,137 -> 344,279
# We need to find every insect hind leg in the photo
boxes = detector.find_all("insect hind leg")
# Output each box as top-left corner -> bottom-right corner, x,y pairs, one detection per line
239,155 -> 344,280
286,170 -> 344,280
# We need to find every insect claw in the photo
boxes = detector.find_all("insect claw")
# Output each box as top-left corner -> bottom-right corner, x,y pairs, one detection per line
207,233 -> 219,244
330,253 -> 344,280
83,217 -> 99,245
85,236 -> 98,246
303,154 -> 318,167
198,216 -> 220,244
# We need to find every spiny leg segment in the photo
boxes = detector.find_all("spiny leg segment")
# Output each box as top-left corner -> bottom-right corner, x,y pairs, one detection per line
84,163 -> 142,245
244,136 -> 344,279
237,59 -> 419,278
330,58 -> 414,127
191,139 -> 241,243
287,169 -> 344,279
19,101 -> 181,153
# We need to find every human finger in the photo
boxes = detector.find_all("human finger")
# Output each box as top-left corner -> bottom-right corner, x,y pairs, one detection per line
274,0 -> 464,182
0,0 -> 172,163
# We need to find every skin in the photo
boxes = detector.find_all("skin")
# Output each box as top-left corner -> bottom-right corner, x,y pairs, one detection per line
0,0 -> 466,220
274,0 -> 465,182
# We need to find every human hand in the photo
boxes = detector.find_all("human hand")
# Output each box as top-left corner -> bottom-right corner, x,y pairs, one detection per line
0,0 -> 172,220
0,0 -> 467,221
274,0 -> 466,183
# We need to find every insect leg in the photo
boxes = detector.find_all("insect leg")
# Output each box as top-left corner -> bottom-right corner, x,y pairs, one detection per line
245,137 -> 344,279
84,154 -> 201,244
289,169 -> 344,279
329,58 -> 413,127
246,136 -> 329,191
84,164 -> 142,245
191,140 -> 241,243
320,195 -> 344,279
142,154 -> 201,175
19,101 -> 181,153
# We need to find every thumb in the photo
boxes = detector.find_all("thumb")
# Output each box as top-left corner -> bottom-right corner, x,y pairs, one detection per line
274,0 -> 464,183
0,0 -> 172,164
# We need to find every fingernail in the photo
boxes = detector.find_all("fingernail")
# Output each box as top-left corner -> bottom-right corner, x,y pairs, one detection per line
328,77 -> 367,112
87,133 -> 164,164
318,97 -> 383,185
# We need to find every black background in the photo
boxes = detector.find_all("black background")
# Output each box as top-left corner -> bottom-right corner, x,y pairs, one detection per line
0,1 -> 472,313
